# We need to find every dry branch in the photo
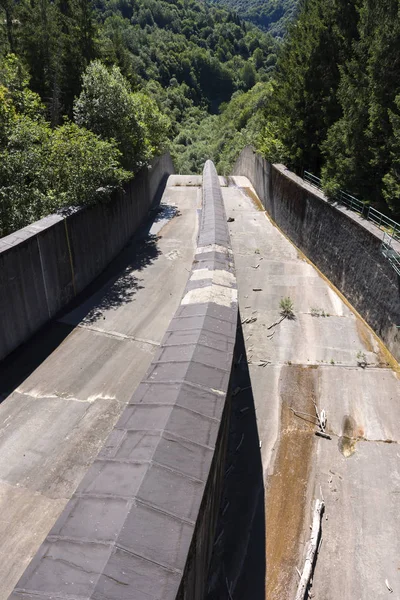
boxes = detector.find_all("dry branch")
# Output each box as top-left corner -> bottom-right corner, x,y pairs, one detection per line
295,499 -> 325,600
315,431 -> 331,440
267,315 -> 285,330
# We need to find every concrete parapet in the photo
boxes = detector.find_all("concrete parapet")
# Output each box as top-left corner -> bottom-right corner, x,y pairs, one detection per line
233,146 -> 400,361
10,160 -> 238,600
0,154 -> 174,361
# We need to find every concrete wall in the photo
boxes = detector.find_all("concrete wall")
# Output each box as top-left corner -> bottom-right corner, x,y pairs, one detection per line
233,146 -> 400,361
0,153 -> 174,361
11,160 -> 239,600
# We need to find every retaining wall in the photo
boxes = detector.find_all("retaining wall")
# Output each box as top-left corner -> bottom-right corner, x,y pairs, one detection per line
0,153 -> 174,361
10,160 -> 238,600
233,146 -> 400,361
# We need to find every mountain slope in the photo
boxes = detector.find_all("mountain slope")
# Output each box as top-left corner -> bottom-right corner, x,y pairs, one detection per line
208,0 -> 298,36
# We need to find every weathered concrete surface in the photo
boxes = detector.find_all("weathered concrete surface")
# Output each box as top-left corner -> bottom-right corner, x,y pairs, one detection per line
222,177 -> 400,599
232,147 -> 400,362
10,161 -> 239,600
0,153 -> 174,361
0,175 -> 198,599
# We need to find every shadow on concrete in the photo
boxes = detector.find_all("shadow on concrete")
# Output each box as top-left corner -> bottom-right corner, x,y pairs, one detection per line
76,232 -> 161,325
206,318 -> 266,599
0,204 -> 170,403
151,202 -> 181,223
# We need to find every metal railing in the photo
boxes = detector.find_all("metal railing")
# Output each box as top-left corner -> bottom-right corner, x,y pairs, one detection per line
381,233 -> 400,276
303,171 -> 400,242
303,170 -> 400,276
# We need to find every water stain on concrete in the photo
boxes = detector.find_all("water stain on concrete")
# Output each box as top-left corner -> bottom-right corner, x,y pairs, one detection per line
242,187 -> 265,212
265,365 -> 316,599
338,415 -> 364,457
356,319 -> 374,353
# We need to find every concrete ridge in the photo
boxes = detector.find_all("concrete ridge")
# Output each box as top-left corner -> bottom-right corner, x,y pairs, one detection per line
10,161 -> 238,600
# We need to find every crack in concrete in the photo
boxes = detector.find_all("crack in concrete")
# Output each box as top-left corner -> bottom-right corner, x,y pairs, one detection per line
327,430 -> 399,445
332,429 -> 400,444
76,323 -> 160,347
12,387 -> 123,406
247,360 -> 393,371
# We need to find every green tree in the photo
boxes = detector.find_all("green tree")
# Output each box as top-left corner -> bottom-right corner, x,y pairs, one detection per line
322,0 -> 400,212
270,0 -> 360,173
0,56 -> 130,236
74,60 -> 169,170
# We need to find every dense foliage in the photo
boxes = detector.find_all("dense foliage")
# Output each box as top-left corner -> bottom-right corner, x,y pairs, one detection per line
259,0 -> 400,214
0,55 -> 130,237
209,0 -> 298,36
0,0 -> 278,234
173,82 -> 272,173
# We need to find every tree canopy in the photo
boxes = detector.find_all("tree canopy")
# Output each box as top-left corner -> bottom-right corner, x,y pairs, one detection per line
0,0 -> 278,235
257,0 -> 400,215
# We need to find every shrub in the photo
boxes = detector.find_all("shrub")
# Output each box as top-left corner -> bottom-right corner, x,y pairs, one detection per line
279,296 -> 295,319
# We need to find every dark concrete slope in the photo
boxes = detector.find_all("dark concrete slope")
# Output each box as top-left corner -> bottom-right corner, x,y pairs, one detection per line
10,161 -> 238,600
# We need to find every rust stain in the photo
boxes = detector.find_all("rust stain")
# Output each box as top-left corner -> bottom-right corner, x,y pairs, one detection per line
356,319 -> 373,353
265,365 -> 316,599
242,187 -> 265,211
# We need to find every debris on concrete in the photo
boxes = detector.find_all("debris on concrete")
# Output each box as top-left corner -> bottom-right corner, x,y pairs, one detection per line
253,287 -> 262,291
241,316 -> 257,324
236,434 -> 244,452
267,316 -> 285,330
315,431 -> 332,440
295,499 -> 325,600
227,217 -> 235,222
256,360 -> 270,367
385,579 -> 393,593
313,401 -> 328,436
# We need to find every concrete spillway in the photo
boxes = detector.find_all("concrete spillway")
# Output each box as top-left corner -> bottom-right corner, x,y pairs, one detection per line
0,174 -> 200,598
1,157 -> 400,600
222,175 -> 400,599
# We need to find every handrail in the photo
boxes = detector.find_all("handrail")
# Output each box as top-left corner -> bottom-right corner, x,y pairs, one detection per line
381,232 -> 400,276
303,171 -> 400,242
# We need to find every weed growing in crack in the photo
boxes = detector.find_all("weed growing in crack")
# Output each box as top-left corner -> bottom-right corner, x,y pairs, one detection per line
279,296 -> 295,320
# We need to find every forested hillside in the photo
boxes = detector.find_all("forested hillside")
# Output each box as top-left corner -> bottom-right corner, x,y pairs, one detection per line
0,0 -> 277,235
209,0 -> 298,36
2,0 -> 400,235
259,0 -> 400,215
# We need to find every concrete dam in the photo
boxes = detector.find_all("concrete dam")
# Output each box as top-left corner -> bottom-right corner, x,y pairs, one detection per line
0,150 -> 399,599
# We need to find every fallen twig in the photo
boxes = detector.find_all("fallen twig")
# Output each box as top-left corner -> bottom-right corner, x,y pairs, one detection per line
253,287 -> 262,291
295,499 -> 325,600
289,407 -> 319,423
385,579 -> 393,593
313,401 -> 327,432
236,433 -> 244,452
242,316 -> 257,324
267,315 -> 285,330
315,431 -> 332,440
225,577 -> 234,600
